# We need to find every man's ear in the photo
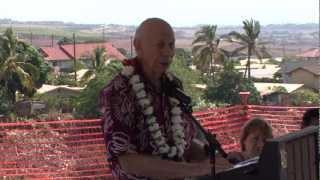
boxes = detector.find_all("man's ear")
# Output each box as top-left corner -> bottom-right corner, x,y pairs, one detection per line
133,39 -> 141,54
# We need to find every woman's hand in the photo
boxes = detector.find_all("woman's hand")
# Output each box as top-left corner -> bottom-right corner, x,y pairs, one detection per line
226,151 -> 245,164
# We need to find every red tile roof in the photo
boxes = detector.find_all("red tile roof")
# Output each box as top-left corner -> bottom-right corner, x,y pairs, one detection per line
296,48 -> 320,58
40,42 -> 126,61
61,42 -> 126,60
40,46 -> 71,61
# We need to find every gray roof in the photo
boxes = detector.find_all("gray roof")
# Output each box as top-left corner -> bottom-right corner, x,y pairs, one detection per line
281,59 -> 320,75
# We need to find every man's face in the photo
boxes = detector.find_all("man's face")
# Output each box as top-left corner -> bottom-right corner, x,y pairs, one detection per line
243,130 -> 268,158
135,23 -> 175,79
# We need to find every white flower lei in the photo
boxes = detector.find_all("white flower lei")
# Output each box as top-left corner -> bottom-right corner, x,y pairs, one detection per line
121,65 -> 187,159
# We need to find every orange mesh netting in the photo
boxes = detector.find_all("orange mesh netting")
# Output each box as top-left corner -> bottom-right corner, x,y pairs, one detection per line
0,105 -> 316,179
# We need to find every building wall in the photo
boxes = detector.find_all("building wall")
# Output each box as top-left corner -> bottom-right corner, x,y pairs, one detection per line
288,69 -> 319,90
46,59 -> 92,72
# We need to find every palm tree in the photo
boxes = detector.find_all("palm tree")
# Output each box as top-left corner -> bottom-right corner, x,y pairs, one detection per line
226,19 -> 269,79
192,25 -> 224,78
0,28 -> 39,103
79,46 -> 107,85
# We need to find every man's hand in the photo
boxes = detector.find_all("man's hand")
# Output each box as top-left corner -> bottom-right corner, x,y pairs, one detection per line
184,138 -> 209,162
119,153 -> 212,179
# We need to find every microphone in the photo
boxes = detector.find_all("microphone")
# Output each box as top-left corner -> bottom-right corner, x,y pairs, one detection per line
167,86 -> 192,106
162,74 -> 229,160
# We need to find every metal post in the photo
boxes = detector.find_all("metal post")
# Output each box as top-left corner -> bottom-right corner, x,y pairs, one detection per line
73,33 -> 77,82
130,36 -> 133,57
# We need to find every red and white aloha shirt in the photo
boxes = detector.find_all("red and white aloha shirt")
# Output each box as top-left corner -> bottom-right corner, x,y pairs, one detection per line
99,58 -> 196,180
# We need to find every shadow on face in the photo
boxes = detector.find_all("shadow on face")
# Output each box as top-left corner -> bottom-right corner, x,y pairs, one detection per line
243,130 -> 265,158
134,18 -> 175,79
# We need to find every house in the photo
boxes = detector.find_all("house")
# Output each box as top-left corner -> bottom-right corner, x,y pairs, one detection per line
37,84 -> 84,97
254,82 -> 304,105
40,42 -> 126,72
281,59 -> 320,90
14,100 -> 47,117
37,84 -> 84,113
236,63 -> 280,79
296,48 -> 320,60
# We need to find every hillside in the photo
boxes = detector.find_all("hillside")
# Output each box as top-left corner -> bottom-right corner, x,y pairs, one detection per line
0,19 -> 317,57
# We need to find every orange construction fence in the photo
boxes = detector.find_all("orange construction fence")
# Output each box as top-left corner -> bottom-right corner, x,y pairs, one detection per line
0,105 -> 316,179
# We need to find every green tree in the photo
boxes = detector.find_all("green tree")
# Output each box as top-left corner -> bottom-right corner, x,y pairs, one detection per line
290,89 -> 320,106
175,48 -> 192,66
47,73 -> 77,86
0,28 -> 49,103
79,47 -> 108,86
226,19 -> 268,79
57,37 -> 73,45
74,60 -> 123,118
0,86 -> 11,114
205,61 -> 261,105
192,25 -> 224,78
169,55 -> 204,106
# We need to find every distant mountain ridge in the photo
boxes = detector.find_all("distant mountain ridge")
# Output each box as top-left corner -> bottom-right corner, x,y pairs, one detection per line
0,18 -> 317,57
0,18 -> 317,31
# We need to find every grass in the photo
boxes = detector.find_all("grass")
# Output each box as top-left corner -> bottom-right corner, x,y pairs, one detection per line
0,25 -> 101,40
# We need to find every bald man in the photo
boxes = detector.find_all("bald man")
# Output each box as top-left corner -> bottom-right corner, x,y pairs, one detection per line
99,18 -> 211,180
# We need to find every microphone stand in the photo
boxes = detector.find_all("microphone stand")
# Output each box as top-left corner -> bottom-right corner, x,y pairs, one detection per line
179,102 -> 228,179
162,75 -> 228,179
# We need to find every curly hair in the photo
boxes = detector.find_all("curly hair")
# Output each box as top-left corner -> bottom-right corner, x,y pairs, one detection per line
240,117 -> 273,151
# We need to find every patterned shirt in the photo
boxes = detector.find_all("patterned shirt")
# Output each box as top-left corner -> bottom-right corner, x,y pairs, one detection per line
99,59 -> 196,180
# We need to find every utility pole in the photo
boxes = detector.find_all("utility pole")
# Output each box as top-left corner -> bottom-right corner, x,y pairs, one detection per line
73,33 -> 77,83
51,34 -> 54,47
102,24 -> 105,42
281,40 -> 286,57
318,0 -> 320,155
130,36 -> 133,57
30,32 -> 33,44
318,0 -> 320,57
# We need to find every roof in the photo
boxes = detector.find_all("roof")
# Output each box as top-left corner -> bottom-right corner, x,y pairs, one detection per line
288,65 -> 320,75
254,82 -> 304,96
68,69 -> 95,82
282,59 -> 320,75
192,84 -> 207,90
61,42 -> 126,60
40,42 -> 126,61
37,84 -> 84,94
40,47 -> 71,61
236,64 -> 280,78
296,48 -> 320,58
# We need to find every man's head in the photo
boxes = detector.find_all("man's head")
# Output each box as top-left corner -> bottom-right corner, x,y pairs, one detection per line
134,18 -> 175,79
302,108 -> 319,128
240,118 -> 273,158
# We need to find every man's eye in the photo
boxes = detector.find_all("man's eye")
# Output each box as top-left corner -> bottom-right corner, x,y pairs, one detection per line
157,42 -> 165,49
169,42 -> 175,49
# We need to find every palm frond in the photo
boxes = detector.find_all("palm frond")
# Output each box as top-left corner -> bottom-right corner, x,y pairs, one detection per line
228,31 -> 250,44
79,70 -> 95,86
253,20 -> 261,37
252,48 -> 263,59
192,36 -> 208,45
192,44 -> 208,55
15,66 -> 34,92
230,46 -> 247,56
20,63 -> 40,81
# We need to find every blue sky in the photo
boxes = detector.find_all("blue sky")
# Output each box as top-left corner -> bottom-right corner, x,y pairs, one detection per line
0,0 -> 317,26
